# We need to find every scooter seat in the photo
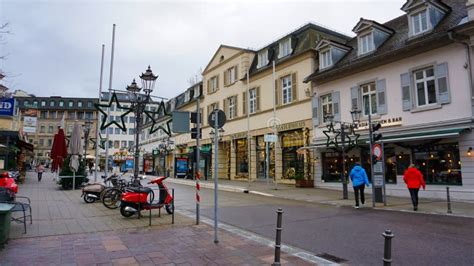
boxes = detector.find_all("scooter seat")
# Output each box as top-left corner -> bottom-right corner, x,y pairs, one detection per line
127,187 -> 153,194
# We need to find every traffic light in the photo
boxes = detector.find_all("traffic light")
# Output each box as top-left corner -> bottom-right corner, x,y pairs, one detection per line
372,123 -> 382,142
191,127 -> 202,139
190,112 -> 202,124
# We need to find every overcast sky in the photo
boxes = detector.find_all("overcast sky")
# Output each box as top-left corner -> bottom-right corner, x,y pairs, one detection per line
0,0 -> 405,99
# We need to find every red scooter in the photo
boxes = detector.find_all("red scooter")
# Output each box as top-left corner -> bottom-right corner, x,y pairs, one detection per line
119,176 -> 174,217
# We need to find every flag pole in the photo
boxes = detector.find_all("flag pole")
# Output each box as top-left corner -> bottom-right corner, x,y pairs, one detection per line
105,24 -> 116,175
94,44 -> 105,182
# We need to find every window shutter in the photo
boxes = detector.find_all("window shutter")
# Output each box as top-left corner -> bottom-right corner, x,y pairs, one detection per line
291,36 -> 298,54
234,96 -> 238,117
376,79 -> 387,115
400,72 -> 412,111
291,73 -> 297,102
207,79 -> 210,94
216,76 -> 219,91
436,62 -> 450,104
224,71 -> 228,87
207,105 -> 211,124
312,96 -> 319,126
275,79 -> 280,106
267,48 -> 274,63
350,86 -> 360,110
242,91 -> 247,115
235,66 -> 239,81
256,87 -> 261,111
332,91 -> 340,121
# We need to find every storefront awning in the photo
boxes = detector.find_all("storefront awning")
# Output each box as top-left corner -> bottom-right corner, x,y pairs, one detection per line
373,127 -> 469,143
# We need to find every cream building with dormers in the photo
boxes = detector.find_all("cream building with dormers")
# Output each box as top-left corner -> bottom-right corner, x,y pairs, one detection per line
172,24 -> 350,183
306,0 -> 474,200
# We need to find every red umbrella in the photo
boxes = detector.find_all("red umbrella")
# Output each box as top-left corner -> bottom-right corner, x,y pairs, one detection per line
50,128 -> 68,173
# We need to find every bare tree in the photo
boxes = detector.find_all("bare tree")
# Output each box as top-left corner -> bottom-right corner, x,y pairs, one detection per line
187,67 -> 203,86
0,22 -> 10,61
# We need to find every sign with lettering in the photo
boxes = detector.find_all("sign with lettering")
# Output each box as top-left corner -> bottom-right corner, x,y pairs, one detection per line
356,117 -> 403,130
0,98 -> 14,116
22,109 -> 38,133
264,134 -> 277,142
373,174 -> 384,188
276,120 -> 306,132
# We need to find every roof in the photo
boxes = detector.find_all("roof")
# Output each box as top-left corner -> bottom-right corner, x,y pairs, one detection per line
249,23 -> 352,76
304,0 -> 465,84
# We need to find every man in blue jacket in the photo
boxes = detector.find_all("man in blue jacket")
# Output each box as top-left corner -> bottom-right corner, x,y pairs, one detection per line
349,163 -> 370,208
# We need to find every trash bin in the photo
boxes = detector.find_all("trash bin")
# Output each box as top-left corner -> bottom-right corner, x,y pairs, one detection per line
0,203 -> 14,247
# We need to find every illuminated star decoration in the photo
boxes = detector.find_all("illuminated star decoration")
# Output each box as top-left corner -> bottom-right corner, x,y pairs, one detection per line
143,100 -> 172,136
94,92 -> 133,132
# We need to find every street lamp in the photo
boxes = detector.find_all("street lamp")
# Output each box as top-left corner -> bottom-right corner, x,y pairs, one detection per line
324,107 -> 361,199
126,66 -> 158,181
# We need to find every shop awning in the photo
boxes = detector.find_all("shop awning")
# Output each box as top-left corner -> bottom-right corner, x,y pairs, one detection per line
372,127 -> 469,143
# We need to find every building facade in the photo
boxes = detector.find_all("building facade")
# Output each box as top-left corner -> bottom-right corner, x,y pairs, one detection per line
16,96 -> 98,165
306,0 -> 474,200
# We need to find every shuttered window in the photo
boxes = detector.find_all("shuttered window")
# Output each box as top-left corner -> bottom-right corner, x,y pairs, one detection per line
281,75 -> 292,104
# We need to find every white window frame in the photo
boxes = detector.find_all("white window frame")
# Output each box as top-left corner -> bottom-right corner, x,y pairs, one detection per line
78,101 -> 83,108
228,96 -> 236,119
249,88 -> 257,114
279,38 -> 291,58
41,101 -> 46,107
414,66 -> 437,107
281,75 -> 292,105
321,94 -> 333,122
358,32 -> 374,55
184,91 -> 190,102
257,50 -> 268,68
59,101 -> 64,107
319,49 -> 332,70
361,82 -> 377,116
210,76 -> 218,93
228,66 -> 237,84
411,9 -> 429,36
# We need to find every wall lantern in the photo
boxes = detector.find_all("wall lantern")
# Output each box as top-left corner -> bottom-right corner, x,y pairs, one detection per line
468,147 -> 472,156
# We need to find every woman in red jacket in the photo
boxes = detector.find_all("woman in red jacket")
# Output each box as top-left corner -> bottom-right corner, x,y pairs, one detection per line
403,164 -> 426,211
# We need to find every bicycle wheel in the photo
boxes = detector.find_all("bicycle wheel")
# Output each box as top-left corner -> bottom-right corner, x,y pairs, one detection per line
102,188 -> 122,209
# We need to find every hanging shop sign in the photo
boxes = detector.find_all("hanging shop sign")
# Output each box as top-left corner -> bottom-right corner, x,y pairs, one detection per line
0,98 -> 14,116
22,109 -> 38,133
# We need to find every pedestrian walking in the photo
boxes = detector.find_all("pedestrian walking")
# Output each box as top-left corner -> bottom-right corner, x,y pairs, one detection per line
403,164 -> 425,211
36,162 -> 45,182
349,163 -> 370,209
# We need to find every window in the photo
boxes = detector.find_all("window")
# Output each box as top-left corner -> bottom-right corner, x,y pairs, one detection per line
110,104 -> 115,111
59,101 -> 64,107
235,139 -> 248,175
413,143 -> 462,185
279,38 -> 291,58
358,33 -> 374,55
40,111 -> 47,119
249,88 -> 257,114
184,91 -> 190,102
48,125 -> 53,133
208,76 -> 219,93
87,101 -> 92,108
67,125 -> 73,134
41,101 -> 46,107
68,101 -> 74,107
121,141 -> 127,148
108,141 -> 113,148
50,111 -> 56,119
361,82 -> 377,116
129,116 -> 135,123
68,112 -> 75,120
114,141 -> 120,149
226,96 -> 237,119
128,141 -> 134,147
85,112 -> 93,120
77,101 -> 83,108
411,10 -> 429,35
115,128 -> 120,135
40,126 -> 45,133
39,139 -> 44,146
414,67 -> 436,107
129,128 -> 135,135
321,94 -> 333,122
100,129 -> 105,134
207,102 -> 219,124
257,50 -> 268,68
319,50 -> 332,69
57,111 -> 64,119
47,139 -> 52,146
107,128 -> 113,134
281,75 -> 292,104
24,100 -> 29,106
77,112 -> 84,120
226,66 -> 237,85
50,101 -> 55,107
33,101 -> 38,107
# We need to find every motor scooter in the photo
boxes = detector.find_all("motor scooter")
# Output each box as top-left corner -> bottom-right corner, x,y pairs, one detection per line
119,176 -> 173,217
81,174 -> 119,203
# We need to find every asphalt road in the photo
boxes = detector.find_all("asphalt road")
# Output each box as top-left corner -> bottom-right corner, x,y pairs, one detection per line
168,182 -> 474,266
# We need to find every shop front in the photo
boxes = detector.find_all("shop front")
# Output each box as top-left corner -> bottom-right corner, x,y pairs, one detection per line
234,138 -> 248,178
256,136 -> 274,180
0,130 -> 34,182
280,129 -> 305,179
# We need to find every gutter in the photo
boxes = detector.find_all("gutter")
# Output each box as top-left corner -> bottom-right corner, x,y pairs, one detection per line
448,31 -> 474,118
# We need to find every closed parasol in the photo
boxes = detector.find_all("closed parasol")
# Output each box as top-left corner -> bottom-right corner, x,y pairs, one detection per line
50,128 -> 67,173
68,122 -> 83,189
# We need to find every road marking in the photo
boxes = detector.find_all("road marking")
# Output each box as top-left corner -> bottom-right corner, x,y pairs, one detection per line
176,209 -> 339,265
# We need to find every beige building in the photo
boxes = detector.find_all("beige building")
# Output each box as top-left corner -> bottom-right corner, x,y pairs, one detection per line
173,24 -> 350,183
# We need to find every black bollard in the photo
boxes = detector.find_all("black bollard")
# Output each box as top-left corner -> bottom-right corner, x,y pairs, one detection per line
172,188 -> 175,225
382,229 -> 394,266
446,186 -> 452,214
272,208 -> 283,266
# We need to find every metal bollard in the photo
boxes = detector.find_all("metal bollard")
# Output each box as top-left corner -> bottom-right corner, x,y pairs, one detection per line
446,186 -> 452,214
382,229 -> 394,266
172,188 -> 175,225
272,208 -> 283,266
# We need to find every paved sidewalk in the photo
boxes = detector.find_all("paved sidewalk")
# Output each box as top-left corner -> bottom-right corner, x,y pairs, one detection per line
167,178 -> 474,218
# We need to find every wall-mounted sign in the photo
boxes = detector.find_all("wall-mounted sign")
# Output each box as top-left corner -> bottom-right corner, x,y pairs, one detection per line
0,98 -> 14,116
356,117 -> 403,130
22,109 -> 38,133
277,121 -> 306,132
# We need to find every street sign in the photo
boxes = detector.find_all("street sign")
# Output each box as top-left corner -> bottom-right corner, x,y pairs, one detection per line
264,134 -> 277,143
373,161 -> 383,173
373,174 -> 384,188
372,143 -> 383,161
208,109 -> 226,128
172,111 -> 190,133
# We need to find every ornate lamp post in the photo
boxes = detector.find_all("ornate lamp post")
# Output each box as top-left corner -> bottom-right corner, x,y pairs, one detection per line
126,66 -> 158,180
324,108 -> 361,199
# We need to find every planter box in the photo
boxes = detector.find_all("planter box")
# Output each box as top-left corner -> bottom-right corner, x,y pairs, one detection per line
295,179 -> 314,188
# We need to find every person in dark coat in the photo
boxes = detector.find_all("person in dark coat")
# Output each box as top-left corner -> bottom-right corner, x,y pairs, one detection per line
403,164 -> 426,211
349,163 -> 370,209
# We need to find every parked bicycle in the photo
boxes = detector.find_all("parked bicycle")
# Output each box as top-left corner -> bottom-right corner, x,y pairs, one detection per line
101,175 -> 144,209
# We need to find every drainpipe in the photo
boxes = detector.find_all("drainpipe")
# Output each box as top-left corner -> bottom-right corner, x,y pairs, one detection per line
448,32 -> 474,118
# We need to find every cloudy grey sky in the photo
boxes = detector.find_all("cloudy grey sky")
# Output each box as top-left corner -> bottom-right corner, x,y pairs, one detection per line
0,0 -> 404,99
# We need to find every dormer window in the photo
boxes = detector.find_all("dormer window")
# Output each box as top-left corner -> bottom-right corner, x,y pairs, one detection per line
411,10 -> 429,35
279,38 -> 291,58
358,32 -> 374,55
257,50 -> 268,68
319,49 -> 332,69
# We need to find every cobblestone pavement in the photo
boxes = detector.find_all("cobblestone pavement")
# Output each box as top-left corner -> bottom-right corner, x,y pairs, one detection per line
1,171 -> 312,265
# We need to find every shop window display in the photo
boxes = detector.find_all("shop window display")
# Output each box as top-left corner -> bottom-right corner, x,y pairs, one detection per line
256,136 -> 274,179
322,152 -> 359,182
413,143 -> 462,185
235,138 -> 248,175
281,130 -> 305,179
